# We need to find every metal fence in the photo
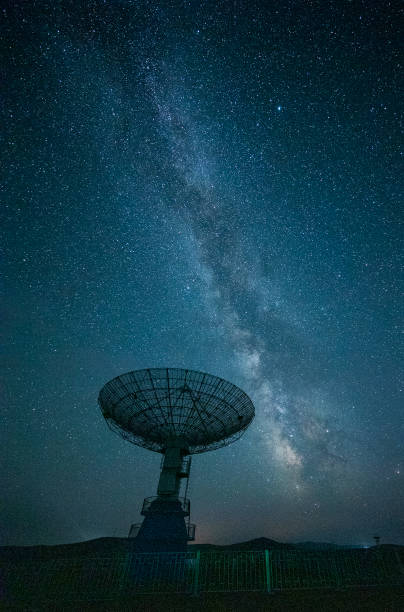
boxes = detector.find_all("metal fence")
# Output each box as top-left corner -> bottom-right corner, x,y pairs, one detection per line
2,548 -> 403,602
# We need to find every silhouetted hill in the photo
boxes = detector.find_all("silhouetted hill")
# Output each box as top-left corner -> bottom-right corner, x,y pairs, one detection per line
190,537 -> 295,551
1,536 -> 403,562
0,537 -> 134,561
293,541 -> 361,550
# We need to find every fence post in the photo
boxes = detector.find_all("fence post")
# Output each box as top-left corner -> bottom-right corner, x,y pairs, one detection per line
193,550 -> 200,596
332,555 -> 341,588
119,551 -> 132,597
395,551 -> 404,577
265,549 -> 272,594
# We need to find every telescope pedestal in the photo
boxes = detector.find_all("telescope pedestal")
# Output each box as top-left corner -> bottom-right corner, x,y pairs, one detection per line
135,497 -> 189,552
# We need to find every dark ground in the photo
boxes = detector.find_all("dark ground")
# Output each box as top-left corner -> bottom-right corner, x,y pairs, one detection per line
2,587 -> 404,612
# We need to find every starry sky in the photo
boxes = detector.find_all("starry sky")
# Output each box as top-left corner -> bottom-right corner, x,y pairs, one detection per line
2,1 -> 403,547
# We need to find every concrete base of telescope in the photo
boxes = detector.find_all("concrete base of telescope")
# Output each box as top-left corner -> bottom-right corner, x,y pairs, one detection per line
134,497 -> 189,552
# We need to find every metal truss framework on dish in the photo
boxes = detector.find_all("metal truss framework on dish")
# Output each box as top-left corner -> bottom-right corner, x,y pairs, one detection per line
99,368 -> 254,454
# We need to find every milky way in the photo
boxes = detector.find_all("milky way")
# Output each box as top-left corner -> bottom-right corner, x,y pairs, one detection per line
2,1 -> 403,546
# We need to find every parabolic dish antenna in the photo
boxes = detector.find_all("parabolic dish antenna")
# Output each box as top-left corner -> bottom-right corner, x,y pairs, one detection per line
98,368 -> 254,454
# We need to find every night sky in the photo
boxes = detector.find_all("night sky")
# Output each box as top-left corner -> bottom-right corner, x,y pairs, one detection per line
2,1 -> 403,548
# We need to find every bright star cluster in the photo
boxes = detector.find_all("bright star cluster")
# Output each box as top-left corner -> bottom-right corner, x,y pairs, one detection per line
2,1 -> 403,546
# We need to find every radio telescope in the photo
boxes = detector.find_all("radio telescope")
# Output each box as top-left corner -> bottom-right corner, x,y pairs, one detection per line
98,368 -> 255,551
